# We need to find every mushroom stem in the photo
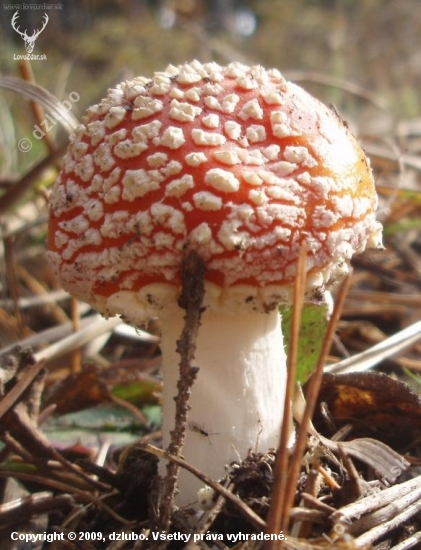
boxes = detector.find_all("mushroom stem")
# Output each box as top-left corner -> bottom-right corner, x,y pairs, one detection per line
159,308 -> 290,506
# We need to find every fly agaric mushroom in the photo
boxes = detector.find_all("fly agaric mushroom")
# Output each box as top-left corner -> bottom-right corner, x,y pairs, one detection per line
47,61 -> 382,505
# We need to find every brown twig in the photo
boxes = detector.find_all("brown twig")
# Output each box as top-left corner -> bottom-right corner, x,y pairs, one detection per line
142,442 -> 265,531
18,59 -> 57,154
157,249 -> 205,533
0,145 -> 66,214
0,491 -> 74,529
336,443 -> 365,498
0,352 -> 45,420
353,486 -> 421,546
2,431 -> 34,463
0,469 -> 132,526
14,264 -> 69,325
0,349 -> 111,493
108,393 -> 151,429
3,405 -> 110,492
265,244 -> 307,543
300,492 -> 337,516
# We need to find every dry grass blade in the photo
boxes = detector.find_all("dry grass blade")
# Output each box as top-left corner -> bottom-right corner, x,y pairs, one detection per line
265,244 -> 307,543
0,491 -> 74,528
0,76 -> 79,134
0,356 -> 45,420
18,59 -> 57,154
0,288 -> 69,309
33,314 -> 121,363
390,532 -> 421,550
3,235 -> 24,337
108,393 -> 151,428
0,313 -> 158,360
0,470 -> 132,526
70,297 -> 81,373
366,143 -> 421,173
354,497 -> 421,547
279,274 -> 352,536
284,70 -> 387,109
349,482 -> 421,539
14,264 -> 69,326
142,442 -> 266,531
330,475 -> 421,525
325,319 -> 421,374
2,394 -> 111,494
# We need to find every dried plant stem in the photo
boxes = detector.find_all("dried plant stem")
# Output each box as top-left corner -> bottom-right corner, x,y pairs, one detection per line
14,264 -> 69,325
278,274 -> 352,537
354,490 -> 421,547
325,318 -> 421,374
0,354 -> 45,420
70,297 -> 82,373
331,475 -> 421,526
390,532 -> 421,550
143,442 -> 265,531
3,235 -> 24,337
18,59 -> 57,154
158,249 -> 205,533
33,315 -> 121,363
284,70 -> 386,109
108,393 -> 150,428
0,145 -> 66,214
265,244 -> 307,544
0,492 -> 74,526
4,400 -> 109,492
0,469 -> 132,525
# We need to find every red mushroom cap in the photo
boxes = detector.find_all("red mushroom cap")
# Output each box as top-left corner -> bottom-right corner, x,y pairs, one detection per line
47,61 -> 382,324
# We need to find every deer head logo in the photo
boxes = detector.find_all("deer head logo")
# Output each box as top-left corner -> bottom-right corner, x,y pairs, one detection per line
11,11 -> 49,54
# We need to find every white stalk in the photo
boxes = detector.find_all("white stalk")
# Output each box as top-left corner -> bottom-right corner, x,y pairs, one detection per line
159,308 -> 291,507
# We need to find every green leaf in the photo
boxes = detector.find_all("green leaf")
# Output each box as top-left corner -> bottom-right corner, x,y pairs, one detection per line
112,377 -> 161,404
42,403 -> 161,449
280,302 -> 329,382
384,217 -> 421,237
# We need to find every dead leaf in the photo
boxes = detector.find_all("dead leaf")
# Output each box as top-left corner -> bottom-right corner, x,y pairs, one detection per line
43,357 -> 161,414
42,363 -> 110,414
309,371 -> 421,447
